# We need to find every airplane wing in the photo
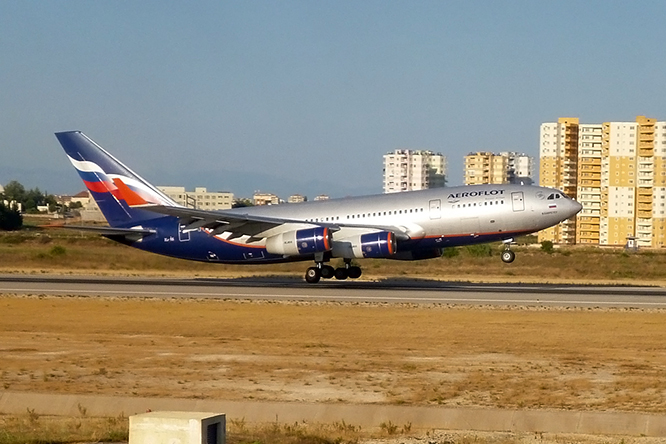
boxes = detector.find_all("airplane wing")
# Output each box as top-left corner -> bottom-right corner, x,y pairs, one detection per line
133,204 -> 413,241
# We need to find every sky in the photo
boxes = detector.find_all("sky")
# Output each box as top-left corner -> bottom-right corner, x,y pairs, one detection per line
2,1 -> 666,198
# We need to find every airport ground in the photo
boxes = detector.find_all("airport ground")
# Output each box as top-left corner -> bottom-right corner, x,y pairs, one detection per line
3,229 -> 666,443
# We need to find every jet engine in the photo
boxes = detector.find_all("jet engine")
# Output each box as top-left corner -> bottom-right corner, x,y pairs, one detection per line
265,227 -> 332,256
331,231 -> 397,259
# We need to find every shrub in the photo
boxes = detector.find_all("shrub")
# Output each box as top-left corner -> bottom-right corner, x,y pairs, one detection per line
540,240 -> 554,254
442,247 -> 460,258
465,244 -> 492,257
50,245 -> 67,256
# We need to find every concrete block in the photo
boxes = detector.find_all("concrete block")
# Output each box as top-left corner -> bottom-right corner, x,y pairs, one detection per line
129,411 -> 225,444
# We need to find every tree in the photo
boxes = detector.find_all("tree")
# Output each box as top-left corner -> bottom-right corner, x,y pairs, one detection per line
3,181 -> 58,213
232,198 -> 254,208
0,202 -> 22,231
3,180 -> 26,204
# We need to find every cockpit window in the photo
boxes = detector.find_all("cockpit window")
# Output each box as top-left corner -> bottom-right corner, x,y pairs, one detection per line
547,194 -> 554,200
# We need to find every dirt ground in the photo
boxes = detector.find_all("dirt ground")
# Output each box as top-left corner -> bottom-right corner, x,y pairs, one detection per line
2,294 -> 666,414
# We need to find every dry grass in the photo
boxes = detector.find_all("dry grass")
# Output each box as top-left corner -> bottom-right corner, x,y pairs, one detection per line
0,412 -> 127,444
6,413 -> 659,444
2,295 -> 666,413
4,230 -> 666,285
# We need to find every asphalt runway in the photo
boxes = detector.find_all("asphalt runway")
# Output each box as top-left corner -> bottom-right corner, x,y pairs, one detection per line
1,274 -> 666,308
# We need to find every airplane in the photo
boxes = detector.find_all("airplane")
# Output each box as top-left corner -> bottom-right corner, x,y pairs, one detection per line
54,131 -> 582,283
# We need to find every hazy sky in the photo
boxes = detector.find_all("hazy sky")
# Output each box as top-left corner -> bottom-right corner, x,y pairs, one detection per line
2,1 -> 666,197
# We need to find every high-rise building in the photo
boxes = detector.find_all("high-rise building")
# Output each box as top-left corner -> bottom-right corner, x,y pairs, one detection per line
464,152 -> 533,185
539,116 -> 666,248
464,152 -> 507,185
539,117 -> 580,244
382,150 -> 447,193
500,152 -> 534,184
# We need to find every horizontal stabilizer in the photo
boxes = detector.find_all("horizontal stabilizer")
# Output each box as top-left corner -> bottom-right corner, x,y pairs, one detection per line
42,224 -> 156,236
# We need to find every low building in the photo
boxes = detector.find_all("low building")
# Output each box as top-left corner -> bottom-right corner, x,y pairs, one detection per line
288,194 -> 307,203
314,194 -> 330,201
253,192 -> 280,206
158,186 -> 233,210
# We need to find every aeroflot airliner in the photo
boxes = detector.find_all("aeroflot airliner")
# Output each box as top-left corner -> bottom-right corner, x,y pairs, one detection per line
55,131 -> 582,283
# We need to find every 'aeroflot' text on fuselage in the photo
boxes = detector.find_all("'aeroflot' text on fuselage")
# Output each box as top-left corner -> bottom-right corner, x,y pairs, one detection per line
447,190 -> 505,200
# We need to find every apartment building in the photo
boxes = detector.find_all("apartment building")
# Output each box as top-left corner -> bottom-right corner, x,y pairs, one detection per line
540,116 -> 666,248
383,150 -> 447,193
158,186 -> 234,210
464,152 -> 533,185
464,152 -> 508,185
501,152 -> 534,184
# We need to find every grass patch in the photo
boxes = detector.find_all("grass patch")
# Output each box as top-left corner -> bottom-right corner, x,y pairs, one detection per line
0,412 -> 127,444
5,230 -> 666,283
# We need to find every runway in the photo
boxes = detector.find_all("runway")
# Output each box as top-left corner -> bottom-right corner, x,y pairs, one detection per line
1,274 -> 666,308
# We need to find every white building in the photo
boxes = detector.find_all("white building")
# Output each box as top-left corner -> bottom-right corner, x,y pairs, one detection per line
383,150 -> 447,193
158,186 -> 233,210
499,152 -> 534,184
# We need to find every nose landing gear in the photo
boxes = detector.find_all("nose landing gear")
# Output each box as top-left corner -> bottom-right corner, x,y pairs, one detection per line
501,239 -> 516,263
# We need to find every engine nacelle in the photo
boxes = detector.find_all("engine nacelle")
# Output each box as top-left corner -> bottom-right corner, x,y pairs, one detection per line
265,227 -> 332,256
331,231 -> 397,259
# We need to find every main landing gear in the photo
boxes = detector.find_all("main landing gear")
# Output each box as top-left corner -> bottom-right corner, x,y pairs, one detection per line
305,259 -> 362,284
501,239 -> 516,263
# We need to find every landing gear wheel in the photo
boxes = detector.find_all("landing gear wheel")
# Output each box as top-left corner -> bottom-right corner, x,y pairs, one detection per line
334,268 -> 348,280
305,267 -> 321,283
347,266 -> 362,279
320,265 -> 335,279
501,250 -> 516,263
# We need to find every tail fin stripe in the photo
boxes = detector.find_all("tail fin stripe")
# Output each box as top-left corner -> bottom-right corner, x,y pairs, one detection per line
83,179 -> 117,194
112,178 -> 149,206
68,156 -> 106,174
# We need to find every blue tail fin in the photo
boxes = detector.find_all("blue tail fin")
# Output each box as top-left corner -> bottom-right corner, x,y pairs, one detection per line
55,131 -> 176,227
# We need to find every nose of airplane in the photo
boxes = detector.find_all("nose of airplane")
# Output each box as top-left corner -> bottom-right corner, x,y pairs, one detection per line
569,199 -> 583,217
